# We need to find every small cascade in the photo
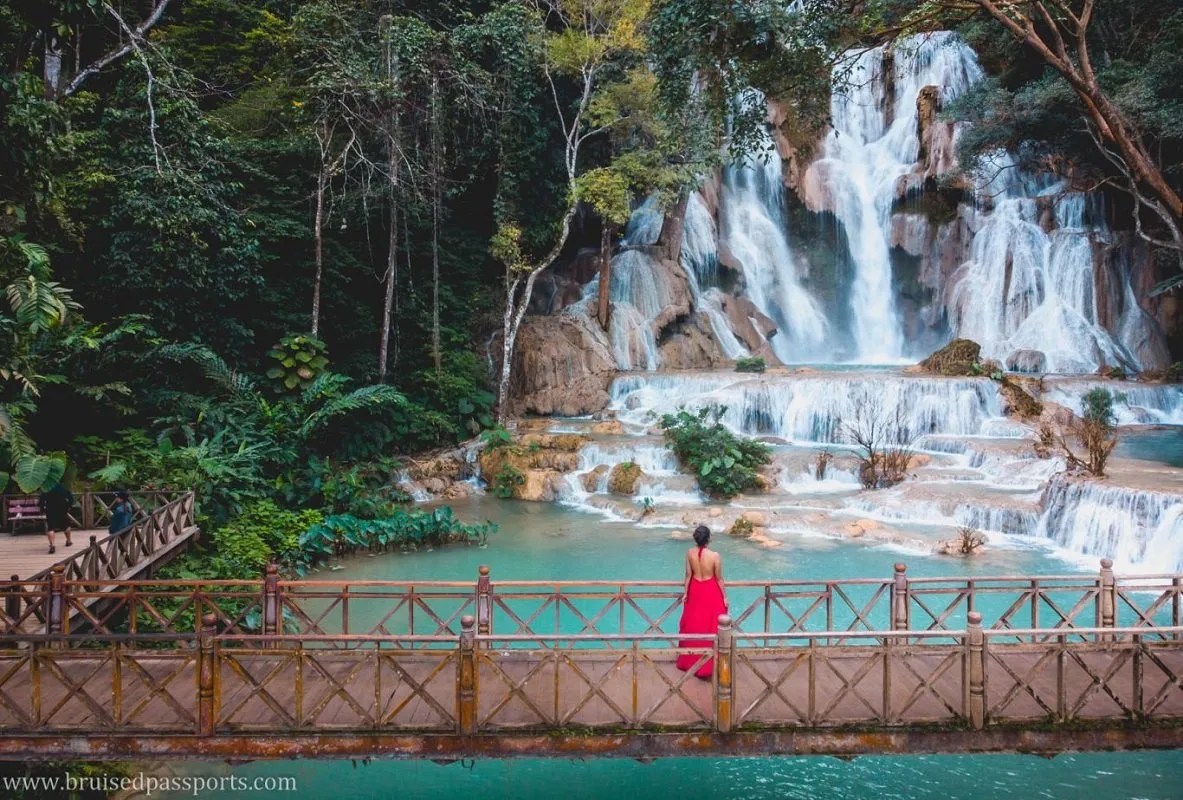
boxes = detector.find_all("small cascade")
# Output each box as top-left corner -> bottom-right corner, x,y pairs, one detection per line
1040,378 -> 1183,425
949,168 -> 1139,372
609,371 -> 1010,443
719,111 -> 828,361
1036,476 -> 1183,572
815,32 -> 983,361
681,192 -> 751,360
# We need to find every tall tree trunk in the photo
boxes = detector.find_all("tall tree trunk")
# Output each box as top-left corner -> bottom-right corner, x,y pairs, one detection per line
430,73 -> 443,374
596,223 -> 613,330
378,143 -> 402,383
311,168 -> 326,338
43,34 -> 62,100
656,192 -> 690,263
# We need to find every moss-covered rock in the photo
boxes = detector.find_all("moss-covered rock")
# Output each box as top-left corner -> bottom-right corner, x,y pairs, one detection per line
607,462 -> 643,495
919,339 -> 982,376
999,376 -> 1043,420
478,433 -> 587,500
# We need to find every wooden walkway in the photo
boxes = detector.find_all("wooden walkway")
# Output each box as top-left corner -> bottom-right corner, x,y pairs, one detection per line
2,562 -> 1183,759
1,529 -> 109,582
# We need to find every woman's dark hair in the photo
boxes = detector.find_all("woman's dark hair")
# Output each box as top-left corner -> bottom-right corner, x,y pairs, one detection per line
115,490 -> 129,501
693,525 -> 710,547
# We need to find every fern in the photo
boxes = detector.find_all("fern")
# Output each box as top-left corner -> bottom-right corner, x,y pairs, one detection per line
152,342 -> 255,397
300,385 -> 408,437
300,371 -> 352,404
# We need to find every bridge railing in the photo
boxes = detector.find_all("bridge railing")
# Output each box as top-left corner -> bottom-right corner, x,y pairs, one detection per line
2,557 -> 1180,642
1,614 -> 1181,737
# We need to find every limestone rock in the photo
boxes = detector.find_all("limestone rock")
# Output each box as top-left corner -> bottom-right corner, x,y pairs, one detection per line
720,294 -> 780,356
1006,349 -> 1047,373
581,464 -> 609,493
608,462 -> 643,496
657,312 -> 727,369
999,376 -> 1043,420
510,312 -> 617,417
919,339 -> 981,376
590,420 -> 625,435
518,469 -> 562,502
740,511 -> 768,527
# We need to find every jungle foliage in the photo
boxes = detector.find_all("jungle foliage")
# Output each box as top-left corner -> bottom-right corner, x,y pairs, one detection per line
659,406 -> 771,499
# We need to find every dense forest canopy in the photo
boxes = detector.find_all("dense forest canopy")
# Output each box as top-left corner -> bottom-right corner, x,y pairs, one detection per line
0,0 -> 1180,526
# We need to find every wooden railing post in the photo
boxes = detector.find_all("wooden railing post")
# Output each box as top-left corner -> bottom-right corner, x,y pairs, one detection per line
262,563 -> 281,645
81,493 -> 95,530
966,611 -> 985,730
85,536 -> 100,583
715,614 -> 734,733
4,575 -> 19,629
1098,558 -> 1116,639
197,613 -> 218,736
476,565 -> 492,645
457,615 -> 477,735
47,565 -> 67,644
892,562 -> 909,631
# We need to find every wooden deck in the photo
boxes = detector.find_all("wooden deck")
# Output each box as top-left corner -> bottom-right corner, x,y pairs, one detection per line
0,529 -> 127,581
2,563 -> 1183,760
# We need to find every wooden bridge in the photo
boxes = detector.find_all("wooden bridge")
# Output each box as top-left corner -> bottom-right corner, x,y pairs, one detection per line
1,560 -> 1181,761
2,491 -> 198,583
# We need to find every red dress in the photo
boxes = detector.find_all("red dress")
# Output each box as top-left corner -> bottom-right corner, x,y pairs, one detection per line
676,546 -> 728,679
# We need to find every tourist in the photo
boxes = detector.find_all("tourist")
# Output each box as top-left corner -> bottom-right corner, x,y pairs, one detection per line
38,481 -> 75,554
676,524 -> 729,679
108,490 -> 137,535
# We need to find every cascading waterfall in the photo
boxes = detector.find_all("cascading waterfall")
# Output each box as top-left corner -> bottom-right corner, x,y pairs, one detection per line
609,371 -> 1010,443
1040,378 -> 1183,425
815,31 -> 983,361
718,111 -> 828,362
949,166 -> 1140,372
1037,475 -> 1183,572
681,192 -> 751,360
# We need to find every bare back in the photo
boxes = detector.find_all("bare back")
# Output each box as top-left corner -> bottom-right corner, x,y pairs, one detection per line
686,546 -> 721,581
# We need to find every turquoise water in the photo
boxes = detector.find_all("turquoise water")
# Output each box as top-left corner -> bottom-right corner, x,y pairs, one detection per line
175,498 -> 1183,799
1116,428 -> 1183,467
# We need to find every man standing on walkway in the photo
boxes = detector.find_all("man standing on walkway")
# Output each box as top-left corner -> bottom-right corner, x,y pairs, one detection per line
38,481 -> 74,554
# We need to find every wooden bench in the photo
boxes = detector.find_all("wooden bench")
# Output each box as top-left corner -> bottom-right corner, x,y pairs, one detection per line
7,497 -> 47,535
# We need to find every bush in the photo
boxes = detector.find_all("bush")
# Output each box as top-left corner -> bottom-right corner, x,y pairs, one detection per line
1058,388 -> 1118,476
735,356 -> 766,373
492,464 -> 525,498
814,449 -> 833,480
211,500 -> 325,576
659,406 -> 771,499
956,525 -> 987,554
297,508 -> 495,571
728,517 -> 754,537
842,400 -> 915,489
266,333 -> 329,391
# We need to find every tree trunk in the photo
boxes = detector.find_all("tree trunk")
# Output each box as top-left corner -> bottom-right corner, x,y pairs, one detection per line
311,169 -> 326,338
378,143 -> 402,381
430,73 -> 443,374
596,223 -> 613,330
656,192 -> 690,263
43,35 -> 62,100
495,202 -> 580,423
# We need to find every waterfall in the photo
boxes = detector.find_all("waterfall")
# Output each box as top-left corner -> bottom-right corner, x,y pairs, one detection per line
718,107 -> 828,362
609,371 -> 1010,443
949,165 -> 1139,372
815,31 -> 983,361
1037,476 -> 1183,572
1041,378 -> 1183,425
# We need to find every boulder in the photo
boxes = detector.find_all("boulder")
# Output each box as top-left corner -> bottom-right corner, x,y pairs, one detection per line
590,420 -> 625,435
581,464 -> 610,493
918,339 -> 981,376
518,470 -> 563,502
1006,349 -> 1047,373
657,312 -> 727,369
999,376 -> 1043,420
608,462 -> 643,496
510,312 -> 617,417
720,295 -> 780,355
740,511 -> 768,527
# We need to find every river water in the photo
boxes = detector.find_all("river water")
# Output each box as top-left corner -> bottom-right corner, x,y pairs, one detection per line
177,497 -> 1183,799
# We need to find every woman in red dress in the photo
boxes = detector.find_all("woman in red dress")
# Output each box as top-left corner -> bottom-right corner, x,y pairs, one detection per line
676,525 -> 729,679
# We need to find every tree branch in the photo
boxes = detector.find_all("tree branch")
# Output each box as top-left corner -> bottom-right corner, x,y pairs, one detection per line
61,0 -> 174,98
